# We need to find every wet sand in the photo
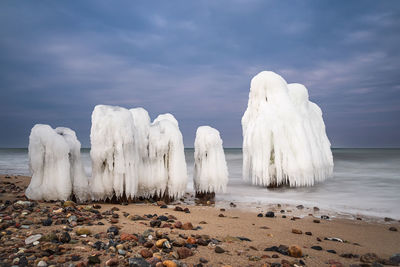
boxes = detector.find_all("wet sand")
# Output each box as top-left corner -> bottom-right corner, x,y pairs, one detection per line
0,174 -> 399,267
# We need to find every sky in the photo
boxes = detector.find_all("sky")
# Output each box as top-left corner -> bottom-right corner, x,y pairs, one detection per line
1,1 -> 400,148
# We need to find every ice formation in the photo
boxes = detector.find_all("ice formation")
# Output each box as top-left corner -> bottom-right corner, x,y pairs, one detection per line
26,124 -> 89,201
54,127 -> 89,202
142,112 -> 187,199
90,106 -> 187,200
90,105 -> 137,201
193,126 -> 228,194
242,71 -> 333,187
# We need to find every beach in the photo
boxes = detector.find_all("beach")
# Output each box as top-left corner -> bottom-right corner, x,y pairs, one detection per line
1,174 -> 399,267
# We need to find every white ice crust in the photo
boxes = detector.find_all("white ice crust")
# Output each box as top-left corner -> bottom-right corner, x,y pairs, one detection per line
193,126 -> 228,193
242,71 -> 333,187
26,124 -> 88,201
90,106 -> 187,200
90,105 -> 137,200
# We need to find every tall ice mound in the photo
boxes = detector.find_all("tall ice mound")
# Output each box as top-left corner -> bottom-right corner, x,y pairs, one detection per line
26,124 -> 89,201
90,105 -> 137,201
242,71 -> 333,187
194,126 -> 228,194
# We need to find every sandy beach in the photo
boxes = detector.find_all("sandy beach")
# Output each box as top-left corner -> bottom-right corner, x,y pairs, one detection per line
1,174 -> 399,267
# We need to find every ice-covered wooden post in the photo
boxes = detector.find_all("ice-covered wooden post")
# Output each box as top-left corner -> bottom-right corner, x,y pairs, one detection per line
193,126 -> 228,203
241,71 -> 333,187
25,124 -> 89,202
90,105 -> 137,201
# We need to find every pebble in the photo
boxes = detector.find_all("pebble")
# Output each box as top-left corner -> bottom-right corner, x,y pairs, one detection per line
128,258 -> 151,267
265,211 -> 275,218
107,226 -> 119,235
88,255 -> 101,264
25,234 -> 42,245
140,249 -> 152,258
105,258 -> 119,266
76,228 -> 91,236
311,245 -> 323,251
182,222 -> 193,230
390,253 -> 400,264
296,205 -> 304,209
305,231 -> 312,235
37,261 -> 48,267
288,245 -> 302,258
360,253 -> 379,263
257,213 -> 263,217
42,218 -> 52,226
118,249 -> 126,255
163,260 -> 177,267
313,219 -> 320,223
389,226 -> 397,232
177,247 -> 193,259
292,229 -> 302,234
215,246 -> 225,253
150,220 -> 161,228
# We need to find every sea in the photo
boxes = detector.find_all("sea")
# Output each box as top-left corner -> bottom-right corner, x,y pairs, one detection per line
1,148 -> 399,220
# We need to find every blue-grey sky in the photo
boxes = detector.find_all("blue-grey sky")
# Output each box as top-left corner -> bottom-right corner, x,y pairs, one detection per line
1,1 -> 400,148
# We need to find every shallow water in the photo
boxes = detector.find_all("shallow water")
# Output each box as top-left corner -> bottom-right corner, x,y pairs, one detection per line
1,148 -> 399,219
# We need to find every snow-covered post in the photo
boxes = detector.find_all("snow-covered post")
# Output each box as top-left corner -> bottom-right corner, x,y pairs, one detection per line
90,105 -> 137,201
193,126 -> 228,203
241,71 -> 333,188
26,124 -> 89,201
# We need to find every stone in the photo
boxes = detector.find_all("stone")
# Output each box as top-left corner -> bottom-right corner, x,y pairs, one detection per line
162,260 -> 177,267
88,255 -> 101,264
215,246 -> 225,253
313,219 -> 320,223
305,231 -> 312,235
265,211 -> 275,218
311,246 -> 323,251
199,257 -> 208,263
249,256 -> 261,261
156,238 -> 168,248
327,249 -> 337,254
390,253 -> 400,265
107,226 -> 119,235
182,222 -> 193,230
150,220 -> 161,228
42,218 -> 52,226
76,228 -> 91,236
25,234 -> 42,245
389,226 -> 397,232
140,249 -> 152,258
288,245 -> 302,258
37,261 -> 48,267
257,213 -> 263,217
106,258 -> 119,266
128,257 -> 151,267
118,249 -> 126,255
360,253 -> 379,263
121,233 -> 137,241
177,247 -> 193,259
174,221 -> 182,228
296,205 -> 304,209
63,201 -> 76,207
292,229 -> 302,234
59,231 -> 71,243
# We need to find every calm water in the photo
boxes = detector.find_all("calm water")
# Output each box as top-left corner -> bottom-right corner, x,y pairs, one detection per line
1,148 -> 399,219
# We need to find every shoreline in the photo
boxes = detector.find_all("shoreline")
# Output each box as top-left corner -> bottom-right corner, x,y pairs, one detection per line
1,174 -> 399,266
